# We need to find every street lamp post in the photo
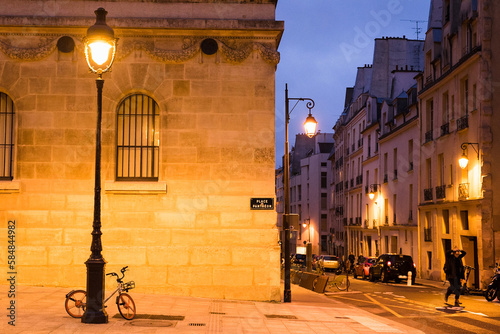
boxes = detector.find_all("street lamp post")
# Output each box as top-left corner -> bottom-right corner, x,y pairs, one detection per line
81,8 -> 117,324
283,84 -> 317,302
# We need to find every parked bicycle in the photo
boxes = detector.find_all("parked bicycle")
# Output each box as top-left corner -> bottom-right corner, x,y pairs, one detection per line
65,266 -> 136,320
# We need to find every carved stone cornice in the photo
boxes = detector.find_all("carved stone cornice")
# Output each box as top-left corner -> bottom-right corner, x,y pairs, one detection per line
0,37 -> 58,61
0,34 -> 279,65
118,37 -> 280,65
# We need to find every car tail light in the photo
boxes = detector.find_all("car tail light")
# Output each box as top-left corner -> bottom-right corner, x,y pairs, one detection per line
387,261 -> 392,267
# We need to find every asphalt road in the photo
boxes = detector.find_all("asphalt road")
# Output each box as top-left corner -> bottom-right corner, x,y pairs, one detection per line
324,273 -> 500,334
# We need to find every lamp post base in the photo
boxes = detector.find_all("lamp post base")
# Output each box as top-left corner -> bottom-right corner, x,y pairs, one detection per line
81,258 -> 108,324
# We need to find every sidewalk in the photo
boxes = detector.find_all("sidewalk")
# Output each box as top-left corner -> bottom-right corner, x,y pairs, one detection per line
0,283 -> 424,333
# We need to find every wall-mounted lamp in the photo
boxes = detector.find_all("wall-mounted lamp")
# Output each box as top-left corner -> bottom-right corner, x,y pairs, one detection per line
368,184 -> 380,200
302,218 -> 311,242
459,142 -> 479,169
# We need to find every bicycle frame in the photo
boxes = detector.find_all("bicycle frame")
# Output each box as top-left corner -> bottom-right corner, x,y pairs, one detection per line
102,283 -> 123,307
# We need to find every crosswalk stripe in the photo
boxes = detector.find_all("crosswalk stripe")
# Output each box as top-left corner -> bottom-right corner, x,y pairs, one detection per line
435,316 -> 498,334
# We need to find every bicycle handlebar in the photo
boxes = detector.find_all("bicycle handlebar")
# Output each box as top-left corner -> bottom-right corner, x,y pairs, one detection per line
106,266 -> 129,282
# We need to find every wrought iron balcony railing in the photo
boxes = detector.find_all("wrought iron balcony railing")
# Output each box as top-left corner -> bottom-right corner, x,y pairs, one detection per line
424,188 -> 433,201
436,185 -> 446,199
459,183 -> 469,200
457,115 -> 469,131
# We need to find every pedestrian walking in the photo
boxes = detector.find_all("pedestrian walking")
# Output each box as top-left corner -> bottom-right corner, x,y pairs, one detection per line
443,246 -> 467,306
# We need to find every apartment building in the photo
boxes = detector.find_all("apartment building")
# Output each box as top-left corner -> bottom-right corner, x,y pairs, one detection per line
333,36 -> 423,263
282,133 -> 334,256
416,0 -> 500,288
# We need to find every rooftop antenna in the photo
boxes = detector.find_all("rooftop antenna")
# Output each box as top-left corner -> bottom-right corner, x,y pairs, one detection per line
401,19 -> 427,40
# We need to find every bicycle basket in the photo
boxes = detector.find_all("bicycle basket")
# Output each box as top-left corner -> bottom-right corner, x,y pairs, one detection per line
122,281 -> 135,291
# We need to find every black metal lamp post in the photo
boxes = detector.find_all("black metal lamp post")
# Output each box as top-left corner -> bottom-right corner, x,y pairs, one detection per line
81,7 -> 117,324
283,84 -> 317,302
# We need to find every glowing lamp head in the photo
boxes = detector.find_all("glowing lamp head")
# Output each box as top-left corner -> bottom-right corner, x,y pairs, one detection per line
88,41 -> 112,65
459,151 -> 469,169
304,112 -> 317,138
302,223 -> 307,228
368,192 -> 375,200
84,8 -> 117,74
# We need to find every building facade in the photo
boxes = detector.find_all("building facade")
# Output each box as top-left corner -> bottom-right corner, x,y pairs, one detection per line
0,0 -> 283,301
288,133 -> 334,256
416,0 -> 499,288
333,36 -> 424,264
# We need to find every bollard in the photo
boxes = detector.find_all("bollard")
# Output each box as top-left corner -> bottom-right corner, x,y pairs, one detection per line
407,271 -> 412,286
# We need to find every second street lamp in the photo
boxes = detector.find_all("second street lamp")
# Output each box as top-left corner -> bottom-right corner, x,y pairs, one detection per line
81,7 -> 117,324
283,84 -> 317,302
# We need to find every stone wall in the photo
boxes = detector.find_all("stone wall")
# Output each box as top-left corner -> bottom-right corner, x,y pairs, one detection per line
0,0 -> 283,301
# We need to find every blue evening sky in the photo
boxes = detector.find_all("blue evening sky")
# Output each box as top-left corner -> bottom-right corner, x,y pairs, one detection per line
275,0 -> 431,167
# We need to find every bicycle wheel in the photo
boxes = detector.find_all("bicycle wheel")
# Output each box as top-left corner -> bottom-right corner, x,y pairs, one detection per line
335,276 -> 350,291
117,293 -> 136,320
65,290 -> 87,318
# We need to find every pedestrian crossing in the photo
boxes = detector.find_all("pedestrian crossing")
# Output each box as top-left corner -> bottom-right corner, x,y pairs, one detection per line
327,292 -> 500,333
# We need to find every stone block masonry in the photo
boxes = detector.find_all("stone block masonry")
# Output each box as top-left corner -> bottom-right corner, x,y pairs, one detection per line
0,0 -> 283,301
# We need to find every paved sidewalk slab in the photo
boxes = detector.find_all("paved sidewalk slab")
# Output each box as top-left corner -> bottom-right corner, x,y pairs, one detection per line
0,283 -> 424,333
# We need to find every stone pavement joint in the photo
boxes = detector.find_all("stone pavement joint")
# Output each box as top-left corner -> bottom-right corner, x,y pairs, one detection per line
0,283 -> 425,333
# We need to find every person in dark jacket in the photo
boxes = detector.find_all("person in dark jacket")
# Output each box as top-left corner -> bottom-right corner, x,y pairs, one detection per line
443,246 -> 466,306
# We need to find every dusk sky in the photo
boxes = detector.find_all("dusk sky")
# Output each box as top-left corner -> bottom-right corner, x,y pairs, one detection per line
274,0 -> 431,167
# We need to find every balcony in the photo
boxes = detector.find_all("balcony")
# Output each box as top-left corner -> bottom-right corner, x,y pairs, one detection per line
352,144 -> 355,152
436,185 -> 446,199
356,175 -> 363,185
457,115 -> 469,131
345,181 -> 349,189
365,185 -> 369,194
424,227 -> 432,242
424,188 -> 433,201
346,147 -> 350,155
383,174 -> 388,183
350,179 -> 354,188
440,123 -> 450,137
343,218 -> 348,226
459,183 -> 469,200
358,138 -> 363,147
393,169 -> 398,180
424,130 -> 433,143
349,218 -> 353,225
384,216 -> 389,226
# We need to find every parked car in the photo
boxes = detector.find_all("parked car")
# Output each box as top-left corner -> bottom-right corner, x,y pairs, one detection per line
317,255 -> 341,272
369,254 -> 416,284
353,257 -> 376,279
291,254 -> 306,267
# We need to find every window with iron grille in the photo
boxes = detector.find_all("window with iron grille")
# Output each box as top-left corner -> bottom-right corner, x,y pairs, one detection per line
0,93 -> 14,180
116,94 -> 159,181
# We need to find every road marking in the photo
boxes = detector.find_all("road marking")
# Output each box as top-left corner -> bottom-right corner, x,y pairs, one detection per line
464,310 -> 488,317
364,294 -> 404,318
434,315 -> 498,334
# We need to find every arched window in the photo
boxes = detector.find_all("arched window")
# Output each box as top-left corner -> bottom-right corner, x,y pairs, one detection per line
0,93 -> 14,180
116,94 -> 159,181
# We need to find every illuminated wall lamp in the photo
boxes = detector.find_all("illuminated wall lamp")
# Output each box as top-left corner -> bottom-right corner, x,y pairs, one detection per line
459,142 -> 479,169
